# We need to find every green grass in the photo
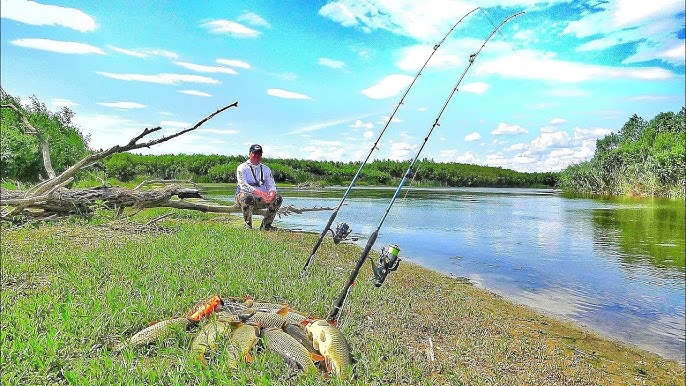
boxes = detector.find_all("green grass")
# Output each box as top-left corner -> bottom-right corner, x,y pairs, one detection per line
2,209 -> 684,385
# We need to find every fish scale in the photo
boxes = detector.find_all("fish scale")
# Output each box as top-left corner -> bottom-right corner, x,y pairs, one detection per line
244,311 -> 287,328
263,328 -> 318,372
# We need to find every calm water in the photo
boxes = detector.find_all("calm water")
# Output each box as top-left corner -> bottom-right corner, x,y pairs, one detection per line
209,186 -> 685,362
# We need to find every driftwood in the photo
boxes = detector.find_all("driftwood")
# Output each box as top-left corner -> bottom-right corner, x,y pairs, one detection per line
0,97 -> 331,222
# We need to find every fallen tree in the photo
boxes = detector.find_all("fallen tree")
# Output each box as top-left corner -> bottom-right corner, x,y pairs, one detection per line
0,95 -> 330,222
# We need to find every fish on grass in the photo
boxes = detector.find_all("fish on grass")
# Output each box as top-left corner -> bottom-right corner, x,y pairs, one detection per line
226,324 -> 260,368
113,317 -> 190,351
303,319 -> 353,380
190,319 -> 231,365
263,327 -> 323,373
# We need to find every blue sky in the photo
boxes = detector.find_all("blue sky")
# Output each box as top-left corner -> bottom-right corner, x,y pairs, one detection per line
1,0 -> 684,172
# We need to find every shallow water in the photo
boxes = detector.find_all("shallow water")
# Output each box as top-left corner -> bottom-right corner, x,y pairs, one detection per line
209,186 -> 685,362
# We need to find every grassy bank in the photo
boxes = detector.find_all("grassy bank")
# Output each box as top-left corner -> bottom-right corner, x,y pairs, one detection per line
1,210 -> 684,385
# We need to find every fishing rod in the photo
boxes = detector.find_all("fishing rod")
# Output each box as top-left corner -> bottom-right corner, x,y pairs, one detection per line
299,7 -> 481,276
327,11 -> 525,323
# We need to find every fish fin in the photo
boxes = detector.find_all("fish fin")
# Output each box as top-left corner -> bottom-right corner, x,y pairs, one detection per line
148,320 -> 158,326
309,352 -> 324,362
276,306 -> 292,316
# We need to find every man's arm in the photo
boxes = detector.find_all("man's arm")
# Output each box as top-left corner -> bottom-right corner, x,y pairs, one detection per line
236,163 -> 256,194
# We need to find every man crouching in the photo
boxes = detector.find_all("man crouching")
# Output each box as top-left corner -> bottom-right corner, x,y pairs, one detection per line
235,144 -> 283,230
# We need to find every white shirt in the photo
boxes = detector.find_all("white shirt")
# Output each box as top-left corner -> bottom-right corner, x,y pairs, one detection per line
236,160 -> 277,195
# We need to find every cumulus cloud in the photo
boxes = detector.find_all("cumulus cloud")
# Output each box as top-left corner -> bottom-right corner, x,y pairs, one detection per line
202,20 -> 261,37
388,141 -> 418,160
216,59 -> 252,69
175,61 -> 238,74
97,102 -> 147,109
178,90 -> 212,97
464,131 -> 482,141
267,88 -> 312,100
350,119 -> 374,129
363,130 -> 374,139
361,74 -> 413,99
97,72 -> 219,85
11,38 -> 104,54
318,57 -> 346,69
492,122 -> 528,135
1,0 -> 97,32
550,117 -> 567,125
318,0 -> 479,42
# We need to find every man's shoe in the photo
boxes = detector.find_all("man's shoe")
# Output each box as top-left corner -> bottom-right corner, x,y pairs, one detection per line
260,224 -> 278,231
245,222 -> 253,229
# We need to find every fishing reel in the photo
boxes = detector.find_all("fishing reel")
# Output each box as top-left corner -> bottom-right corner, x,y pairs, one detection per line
330,222 -> 352,245
371,244 -> 401,287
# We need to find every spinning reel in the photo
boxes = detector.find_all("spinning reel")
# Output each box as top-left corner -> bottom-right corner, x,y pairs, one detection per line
371,244 -> 401,287
330,222 -> 352,245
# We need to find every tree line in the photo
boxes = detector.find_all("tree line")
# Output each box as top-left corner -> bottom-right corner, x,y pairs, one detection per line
558,107 -> 685,198
3,90 -> 682,196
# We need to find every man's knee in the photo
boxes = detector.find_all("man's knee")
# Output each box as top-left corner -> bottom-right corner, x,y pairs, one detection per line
268,194 -> 283,211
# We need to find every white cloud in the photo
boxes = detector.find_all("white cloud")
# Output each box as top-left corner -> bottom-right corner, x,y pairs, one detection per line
464,131 -> 482,141
266,88 -> 312,100
396,44 -> 462,71
237,12 -> 271,28
363,130 -> 374,139
477,49 -> 674,83
492,122 -> 528,135
361,74 -> 413,99
202,20 -> 260,37
377,115 -> 403,124
11,38 -> 104,54
216,59 -> 252,69
388,141 -> 418,160
562,0 -> 684,64
350,119 -> 374,129
98,102 -> 147,109
546,88 -> 589,97
72,113 -> 144,150
318,0 -> 480,42
97,72 -> 219,85
178,90 -> 212,97
109,45 -> 147,58
1,0 -> 97,32
318,58 -> 346,69
627,95 -> 669,102
175,61 -> 238,74
461,82 -> 489,94
550,117 -> 567,125
440,149 -> 480,164
51,98 -> 77,108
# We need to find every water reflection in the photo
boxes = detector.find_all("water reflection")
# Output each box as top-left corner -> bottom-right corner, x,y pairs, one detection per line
205,186 -> 685,362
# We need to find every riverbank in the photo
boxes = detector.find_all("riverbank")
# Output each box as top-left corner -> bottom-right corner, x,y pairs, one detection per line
1,210 -> 684,385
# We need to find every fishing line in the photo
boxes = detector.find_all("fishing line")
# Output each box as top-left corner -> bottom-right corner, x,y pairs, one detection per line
327,11 -> 525,323
300,7 -> 481,275
480,8 -> 518,53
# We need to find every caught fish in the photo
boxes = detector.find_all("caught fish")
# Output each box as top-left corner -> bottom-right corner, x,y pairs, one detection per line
283,323 -> 317,354
304,319 -> 353,379
263,328 -> 322,372
114,317 -> 190,351
226,323 -> 260,368
215,311 -> 241,323
190,319 -> 230,364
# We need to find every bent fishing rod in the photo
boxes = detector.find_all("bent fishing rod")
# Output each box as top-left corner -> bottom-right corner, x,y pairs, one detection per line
327,11 -> 525,323
300,7 -> 480,275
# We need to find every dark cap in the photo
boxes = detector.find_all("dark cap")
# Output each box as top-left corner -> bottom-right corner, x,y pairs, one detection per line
249,144 -> 263,154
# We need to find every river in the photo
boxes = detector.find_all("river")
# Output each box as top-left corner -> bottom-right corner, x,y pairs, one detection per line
208,186 -> 685,362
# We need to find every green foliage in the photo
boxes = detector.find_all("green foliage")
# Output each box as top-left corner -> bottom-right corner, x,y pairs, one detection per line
1,92 -> 90,182
560,108 -> 685,197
